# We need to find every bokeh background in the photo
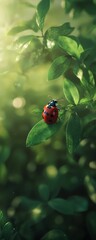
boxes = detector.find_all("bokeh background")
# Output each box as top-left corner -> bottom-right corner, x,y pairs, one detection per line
0,1 -> 96,239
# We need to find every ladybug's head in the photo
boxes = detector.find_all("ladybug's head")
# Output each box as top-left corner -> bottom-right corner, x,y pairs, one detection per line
52,99 -> 58,105
48,99 -> 58,108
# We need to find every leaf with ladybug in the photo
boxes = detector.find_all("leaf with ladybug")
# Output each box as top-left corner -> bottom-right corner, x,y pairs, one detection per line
26,119 -> 63,147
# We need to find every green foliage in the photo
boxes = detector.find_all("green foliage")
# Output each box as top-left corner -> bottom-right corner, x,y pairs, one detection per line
48,56 -> 71,80
8,15 -> 39,35
48,195 -> 88,215
63,78 -> 79,105
66,113 -> 81,153
58,36 -> 83,59
86,211 -> 96,239
41,229 -> 68,240
26,120 -> 63,146
36,0 -> 50,31
44,22 -> 74,44
1,0 -> 96,240
38,184 -> 50,201
0,210 -> 19,240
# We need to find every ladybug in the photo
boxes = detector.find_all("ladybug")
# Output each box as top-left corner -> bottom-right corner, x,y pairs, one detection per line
42,99 -> 59,124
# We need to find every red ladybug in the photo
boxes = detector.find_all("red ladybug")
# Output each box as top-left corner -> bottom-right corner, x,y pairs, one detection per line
42,99 -> 58,124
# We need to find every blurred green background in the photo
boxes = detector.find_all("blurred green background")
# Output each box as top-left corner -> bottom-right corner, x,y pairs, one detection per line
0,1 -> 96,240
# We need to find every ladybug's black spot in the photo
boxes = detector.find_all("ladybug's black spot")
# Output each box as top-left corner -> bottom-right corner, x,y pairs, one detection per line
44,110 -> 49,116
50,114 -> 54,117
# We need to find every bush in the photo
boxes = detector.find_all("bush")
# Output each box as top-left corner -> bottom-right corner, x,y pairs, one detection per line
0,0 -> 96,239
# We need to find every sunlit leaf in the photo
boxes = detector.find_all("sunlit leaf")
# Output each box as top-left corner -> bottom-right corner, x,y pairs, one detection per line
44,22 -> 74,43
8,26 -> 29,35
48,56 -> 71,80
15,35 -> 36,47
88,70 -> 95,87
36,0 -> 50,31
26,120 -> 63,147
42,229 -> 68,240
63,78 -> 79,105
30,14 -> 40,32
66,113 -> 81,153
73,64 -> 95,91
58,36 -> 83,58
8,15 -> 39,35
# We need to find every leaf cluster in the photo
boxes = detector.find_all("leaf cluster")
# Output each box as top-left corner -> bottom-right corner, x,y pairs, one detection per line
2,1 -> 96,240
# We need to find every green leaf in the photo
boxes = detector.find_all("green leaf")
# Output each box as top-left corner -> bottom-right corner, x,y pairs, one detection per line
15,35 -> 39,48
0,145 -> 10,163
48,56 -> 71,80
66,113 -> 81,153
48,196 -> 88,215
44,22 -> 74,43
8,15 -> 39,35
36,0 -> 50,31
42,229 -> 68,240
88,70 -> 95,87
81,47 -> 96,68
8,26 -> 29,35
0,210 -> 6,227
38,184 -> 50,201
26,120 -> 63,147
84,176 -> 96,203
14,196 -> 41,210
63,78 -> 79,105
2,222 -> 13,240
86,211 -> 96,239
0,163 -> 7,183
58,36 -> 83,59
48,198 -> 73,215
69,195 -> 89,212
83,113 -> 96,126
30,14 -> 40,32
73,64 -> 95,90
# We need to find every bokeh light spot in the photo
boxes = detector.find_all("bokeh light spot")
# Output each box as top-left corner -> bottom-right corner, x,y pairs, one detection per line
45,165 -> 58,178
32,207 -> 42,218
89,161 -> 96,169
47,40 -> 55,49
12,97 -> 26,108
